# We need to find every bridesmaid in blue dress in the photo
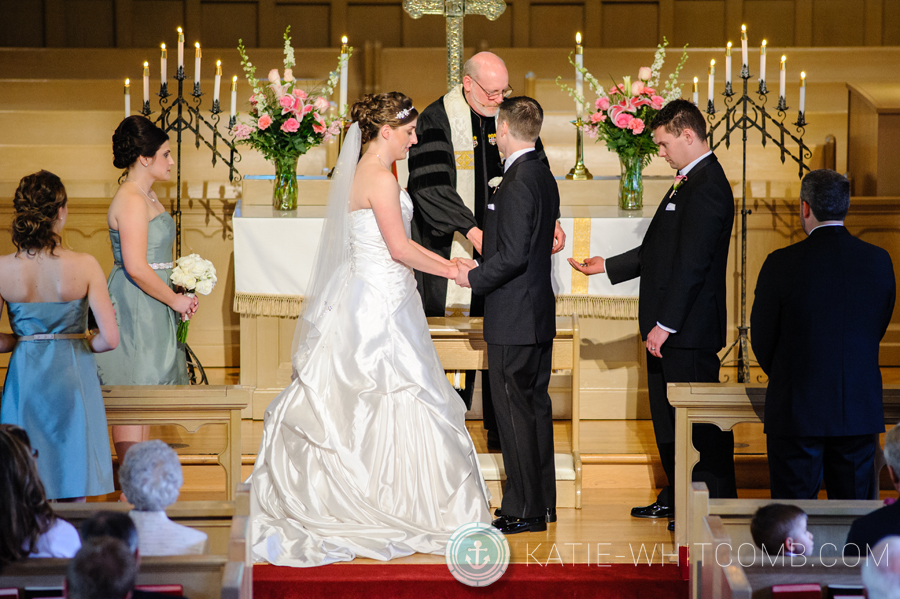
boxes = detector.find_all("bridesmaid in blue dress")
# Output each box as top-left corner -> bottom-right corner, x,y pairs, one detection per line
93,116 -> 199,462
0,171 -> 120,501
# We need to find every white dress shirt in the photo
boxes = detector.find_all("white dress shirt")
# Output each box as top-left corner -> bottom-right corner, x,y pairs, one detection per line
129,510 -> 208,556
655,150 -> 714,335
26,518 -> 81,558
503,147 -> 535,173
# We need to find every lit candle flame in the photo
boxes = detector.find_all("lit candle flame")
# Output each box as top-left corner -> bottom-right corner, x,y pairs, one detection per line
125,78 -> 130,86
781,55 -> 786,67
341,35 -> 348,44
576,32 -> 582,45
177,27 -> 183,34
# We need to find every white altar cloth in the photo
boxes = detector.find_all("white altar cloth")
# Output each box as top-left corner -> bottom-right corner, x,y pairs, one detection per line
233,203 -> 652,318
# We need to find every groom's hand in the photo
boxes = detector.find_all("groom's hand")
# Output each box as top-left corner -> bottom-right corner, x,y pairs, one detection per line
552,221 -> 566,254
455,261 -> 472,288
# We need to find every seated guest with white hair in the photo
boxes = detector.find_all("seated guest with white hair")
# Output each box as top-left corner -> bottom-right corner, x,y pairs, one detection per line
861,536 -> 900,599
66,537 -> 137,599
845,424 -> 900,556
118,440 -> 207,556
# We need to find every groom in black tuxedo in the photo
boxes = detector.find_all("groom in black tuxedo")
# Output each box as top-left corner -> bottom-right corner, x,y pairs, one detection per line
570,99 -> 738,529
456,96 -> 559,534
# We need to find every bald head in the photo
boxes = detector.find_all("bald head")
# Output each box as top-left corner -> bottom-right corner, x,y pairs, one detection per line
462,52 -> 509,117
862,536 -> 900,599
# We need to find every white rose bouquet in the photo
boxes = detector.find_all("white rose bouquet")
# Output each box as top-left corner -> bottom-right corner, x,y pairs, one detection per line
170,253 -> 217,343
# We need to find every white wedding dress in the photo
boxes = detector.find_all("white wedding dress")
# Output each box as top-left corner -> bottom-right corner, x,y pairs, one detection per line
248,187 -> 492,567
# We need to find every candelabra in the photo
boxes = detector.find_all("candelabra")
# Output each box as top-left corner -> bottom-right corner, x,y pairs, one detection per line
143,66 -> 243,384
145,65 -> 242,258
706,66 -> 811,383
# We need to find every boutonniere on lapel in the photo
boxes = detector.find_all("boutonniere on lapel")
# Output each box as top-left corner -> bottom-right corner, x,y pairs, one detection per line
488,176 -> 503,193
670,174 -> 687,198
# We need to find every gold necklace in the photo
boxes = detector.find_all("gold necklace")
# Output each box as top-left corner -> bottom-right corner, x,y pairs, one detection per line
124,178 -> 157,203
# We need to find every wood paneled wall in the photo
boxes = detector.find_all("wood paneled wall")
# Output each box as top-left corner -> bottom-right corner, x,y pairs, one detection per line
1,0 -> 897,50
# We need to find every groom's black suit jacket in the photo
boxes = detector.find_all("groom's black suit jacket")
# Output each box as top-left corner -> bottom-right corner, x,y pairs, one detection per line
469,151 -> 559,346
606,154 -> 734,349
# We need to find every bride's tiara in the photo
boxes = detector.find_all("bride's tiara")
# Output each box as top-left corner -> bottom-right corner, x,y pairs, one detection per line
396,106 -> 414,120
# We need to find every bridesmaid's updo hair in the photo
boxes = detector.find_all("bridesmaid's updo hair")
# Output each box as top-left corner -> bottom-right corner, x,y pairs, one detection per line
112,115 -> 169,170
350,92 -> 418,144
12,170 -> 68,256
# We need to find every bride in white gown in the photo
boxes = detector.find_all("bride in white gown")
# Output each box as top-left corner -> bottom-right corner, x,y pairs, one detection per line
248,92 -> 492,567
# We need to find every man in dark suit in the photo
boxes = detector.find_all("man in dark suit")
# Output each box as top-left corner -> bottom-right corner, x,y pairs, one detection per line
456,96 -> 559,534
845,424 -> 900,556
751,168 -> 895,500
569,99 -> 737,529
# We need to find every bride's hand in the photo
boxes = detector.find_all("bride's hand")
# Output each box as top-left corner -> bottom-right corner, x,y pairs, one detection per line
447,263 -> 459,280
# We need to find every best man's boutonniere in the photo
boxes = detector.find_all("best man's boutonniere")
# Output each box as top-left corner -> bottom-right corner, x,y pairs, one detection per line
670,174 -> 687,197
488,176 -> 503,190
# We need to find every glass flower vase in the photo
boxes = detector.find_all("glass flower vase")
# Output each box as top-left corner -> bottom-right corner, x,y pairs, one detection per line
618,154 -> 645,210
273,154 -> 301,210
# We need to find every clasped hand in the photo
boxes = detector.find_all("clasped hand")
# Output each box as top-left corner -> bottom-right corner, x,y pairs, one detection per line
452,258 -> 477,288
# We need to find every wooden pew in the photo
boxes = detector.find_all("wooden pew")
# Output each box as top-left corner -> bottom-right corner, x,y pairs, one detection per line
51,482 -> 253,558
688,482 -> 884,576
668,383 -> 900,550
0,490 -> 251,599
428,315 -> 582,509
102,385 -> 248,501
695,514 -> 868,599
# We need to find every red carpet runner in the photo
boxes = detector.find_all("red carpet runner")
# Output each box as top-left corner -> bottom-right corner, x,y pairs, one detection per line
254,563 -> 689,598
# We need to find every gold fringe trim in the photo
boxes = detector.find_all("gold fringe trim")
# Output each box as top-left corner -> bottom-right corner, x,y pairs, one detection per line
235,291 -> 639,320
555,294 -> 639,320
233,292 -> 305,317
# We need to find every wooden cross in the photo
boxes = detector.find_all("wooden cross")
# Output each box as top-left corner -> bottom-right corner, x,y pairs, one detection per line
403,0 -> 507,90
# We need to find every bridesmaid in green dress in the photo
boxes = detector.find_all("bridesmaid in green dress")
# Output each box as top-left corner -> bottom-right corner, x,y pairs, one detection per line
94,116 -> 199,462
0,171 -> 120,500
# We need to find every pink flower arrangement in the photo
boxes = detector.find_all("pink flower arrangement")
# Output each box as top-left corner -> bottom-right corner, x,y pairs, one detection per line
234,25 -> 349,164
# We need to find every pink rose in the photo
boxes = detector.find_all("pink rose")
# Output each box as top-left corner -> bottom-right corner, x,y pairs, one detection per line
281,117 -> 300,133
279,95 -> 297,114
628,118 -> 645,135
257,114 -> 273,130
595,97 -> 610,111
614,112 -> 634,129
314,96 -> 331,113
232,123 -> 253,140
643,87 -> 657,95
283,69 -> 294,82
631,81 -> 645,96
650,95 -> 665,110
293,89 -> 308,101
638,67 -> 652,81
590,111 -> 606,124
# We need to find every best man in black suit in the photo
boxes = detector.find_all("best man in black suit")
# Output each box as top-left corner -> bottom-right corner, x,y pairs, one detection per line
751,169 -> 896,500
569,100 -> 738,529
456,96 -> 559,535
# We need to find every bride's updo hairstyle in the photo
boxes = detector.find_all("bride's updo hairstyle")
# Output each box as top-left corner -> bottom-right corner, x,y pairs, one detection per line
350,92 -> 418,144
12,170 -> 68,256
112,115 -> 169,170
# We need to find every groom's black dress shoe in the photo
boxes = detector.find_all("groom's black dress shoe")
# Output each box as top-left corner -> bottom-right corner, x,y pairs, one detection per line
631,502 -> 673,519
486,430 -> 502,451
492,515 -> 547,535
495,507 -> 556,523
